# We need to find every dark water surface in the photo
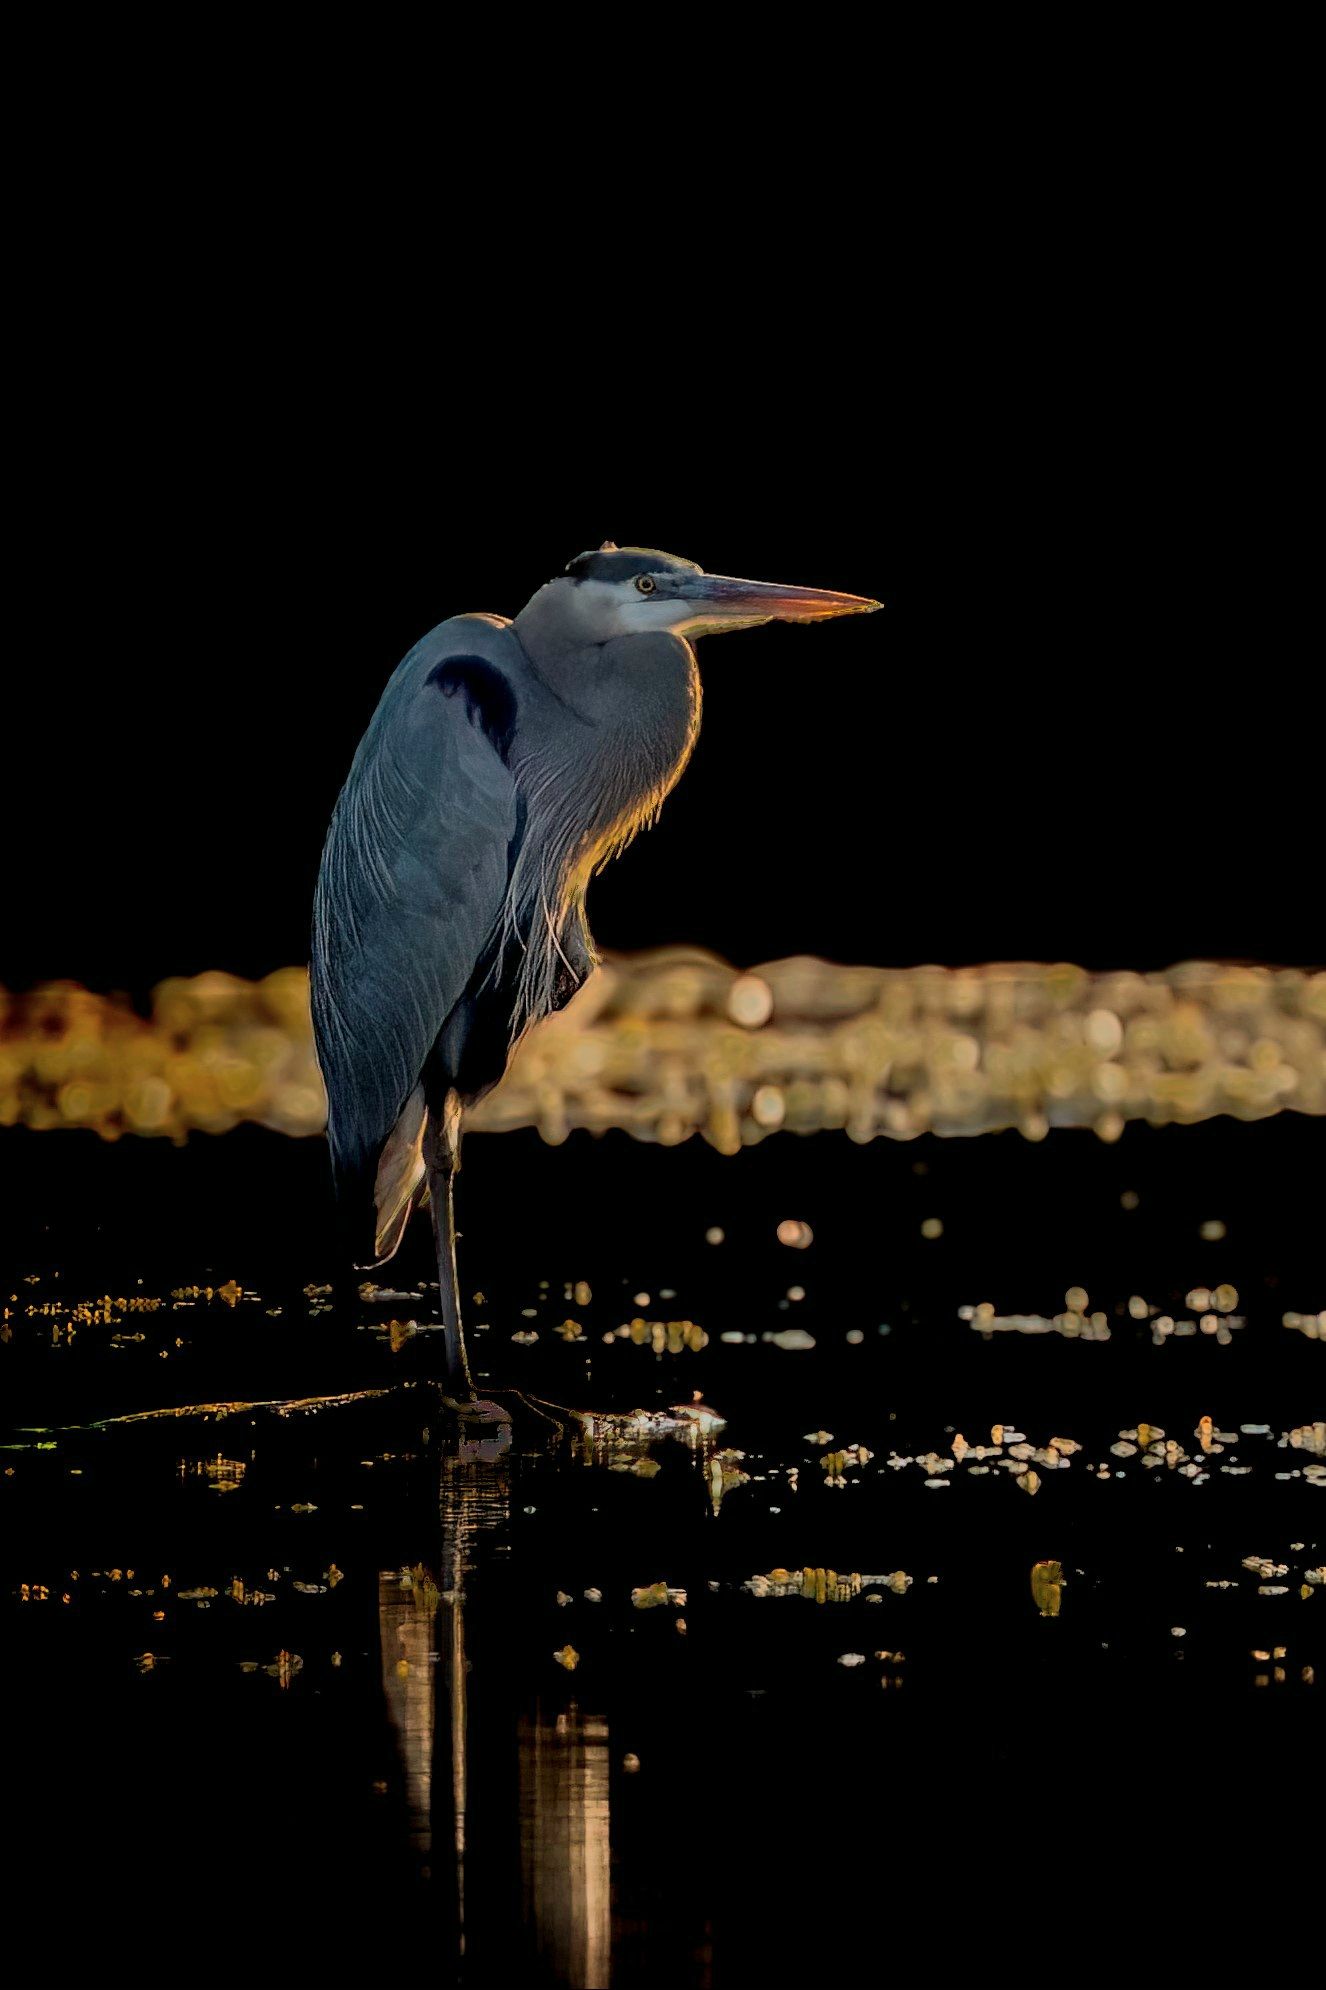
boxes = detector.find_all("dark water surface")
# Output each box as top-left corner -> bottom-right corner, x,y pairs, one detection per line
2,1118 -> 1322,1989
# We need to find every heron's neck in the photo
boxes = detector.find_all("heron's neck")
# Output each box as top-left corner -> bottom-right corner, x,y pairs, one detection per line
497,629 -> 700,1043
511,629 -> 700,866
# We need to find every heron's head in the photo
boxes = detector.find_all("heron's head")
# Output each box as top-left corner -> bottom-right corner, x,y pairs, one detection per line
516,543 -> 881,649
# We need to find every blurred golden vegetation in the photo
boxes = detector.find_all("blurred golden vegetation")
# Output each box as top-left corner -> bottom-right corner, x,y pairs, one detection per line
0,950 -> 1322,1148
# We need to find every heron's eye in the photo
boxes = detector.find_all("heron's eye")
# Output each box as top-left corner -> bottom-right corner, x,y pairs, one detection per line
635,575 -> 657,595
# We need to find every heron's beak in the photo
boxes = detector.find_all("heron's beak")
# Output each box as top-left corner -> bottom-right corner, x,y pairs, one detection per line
673,572 -> 882,632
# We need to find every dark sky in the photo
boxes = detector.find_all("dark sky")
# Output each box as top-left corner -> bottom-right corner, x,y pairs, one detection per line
6,18 -> 1322,998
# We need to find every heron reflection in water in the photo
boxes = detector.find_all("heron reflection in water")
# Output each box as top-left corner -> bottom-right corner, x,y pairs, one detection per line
314,546 -> 879,1410
377,1419 -> 612,1984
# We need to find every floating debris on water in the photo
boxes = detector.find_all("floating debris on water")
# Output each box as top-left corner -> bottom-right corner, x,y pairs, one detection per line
578,1402 -> 727,1447
631,1583 -> 685,1610
744,1569 -> 911,1603
669,1401 -> 725,1437
611,1456 -> 661,1480
821,1445 -> 872,1488
961,1303 -> 1111,1341
1031,1561 -> 1064,1616
708,1452 -> 750,1513
263,1651 -> 302,1687
177,1453 -> 248,1493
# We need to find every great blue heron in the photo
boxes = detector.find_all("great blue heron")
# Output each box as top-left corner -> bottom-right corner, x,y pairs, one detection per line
311,544 -> 879,1400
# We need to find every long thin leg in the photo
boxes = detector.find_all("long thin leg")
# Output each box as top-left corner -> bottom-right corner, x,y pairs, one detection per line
428,1161 -> 472,1395
426,1090 -> 474,1398
425,1092 -> 563,1435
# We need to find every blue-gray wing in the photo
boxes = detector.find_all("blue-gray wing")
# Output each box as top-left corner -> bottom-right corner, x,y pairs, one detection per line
310,617 -> 521,1260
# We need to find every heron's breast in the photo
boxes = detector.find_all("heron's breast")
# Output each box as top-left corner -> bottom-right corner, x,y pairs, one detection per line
583,676 -> 701,875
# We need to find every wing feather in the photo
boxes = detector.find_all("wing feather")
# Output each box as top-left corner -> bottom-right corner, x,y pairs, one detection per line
310,619 -> 521,1258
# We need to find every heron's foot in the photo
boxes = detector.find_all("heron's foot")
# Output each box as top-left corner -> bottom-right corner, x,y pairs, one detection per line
506,1390 -> 586,1433
435,1390 -> 515,1461
439,1392 -> 513,1427
443,1385 -> 586,1439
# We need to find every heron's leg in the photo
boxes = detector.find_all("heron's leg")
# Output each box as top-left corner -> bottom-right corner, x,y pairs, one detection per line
426,1091 -> 474,1399
424,1096 -> 559,1437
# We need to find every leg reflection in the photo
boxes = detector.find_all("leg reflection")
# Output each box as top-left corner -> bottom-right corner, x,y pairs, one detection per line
377,1563 -> 440,1866
377,1442 -> 514,1966
518,1704 -> 612,1990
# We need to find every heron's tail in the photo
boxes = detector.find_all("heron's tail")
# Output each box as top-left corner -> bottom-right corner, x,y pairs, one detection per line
360,1083 -> 427,1267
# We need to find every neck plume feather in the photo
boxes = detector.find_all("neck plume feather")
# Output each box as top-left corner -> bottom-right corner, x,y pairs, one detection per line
493,675 -> 701,1043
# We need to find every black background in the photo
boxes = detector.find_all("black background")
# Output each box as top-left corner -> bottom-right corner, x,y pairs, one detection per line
4,16 -> 1322,1000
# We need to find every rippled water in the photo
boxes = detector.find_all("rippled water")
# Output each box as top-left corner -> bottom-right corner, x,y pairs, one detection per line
2,1116 -> 1322,1988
